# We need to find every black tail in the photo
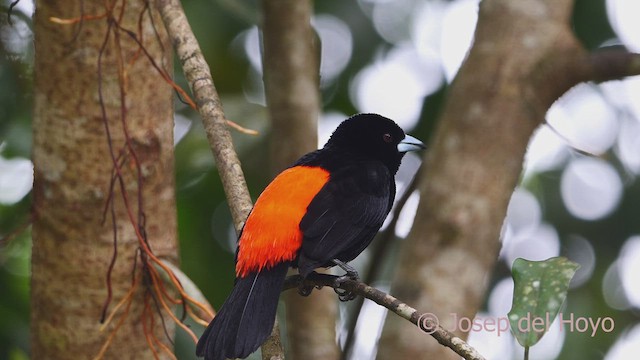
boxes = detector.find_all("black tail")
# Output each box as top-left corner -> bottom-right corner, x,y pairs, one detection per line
196,262 -> 289,360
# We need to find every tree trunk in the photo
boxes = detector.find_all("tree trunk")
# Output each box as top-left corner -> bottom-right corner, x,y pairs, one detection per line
31,1 -> 176,358
261,1 -> 340,359
378,0 -> 585,358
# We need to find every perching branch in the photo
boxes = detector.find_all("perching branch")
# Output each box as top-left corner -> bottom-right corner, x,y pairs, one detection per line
283,274 -> 486,360
155,0 -> 253,231
155,0 -> 289,358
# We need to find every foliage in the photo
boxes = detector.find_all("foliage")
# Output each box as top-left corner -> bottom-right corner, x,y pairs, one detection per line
508,257 -> 579,356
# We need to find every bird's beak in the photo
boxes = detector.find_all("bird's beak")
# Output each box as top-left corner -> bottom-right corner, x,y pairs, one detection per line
397,135 -> 426,153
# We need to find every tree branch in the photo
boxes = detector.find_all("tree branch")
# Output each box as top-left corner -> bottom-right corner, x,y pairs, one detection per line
283,274 -> 486,360
155,1 -> 288,358
587,48 -> 640,83
379,1 -> 640,357
533,47 -> 640,111
155,0 -> 253,231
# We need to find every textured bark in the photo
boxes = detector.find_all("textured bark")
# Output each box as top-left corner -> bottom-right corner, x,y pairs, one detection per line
262,0 -> 320,170
156,0 -> 286,358
261,1 -> 340,359
156,0 -> 253,233
378,1 -> 583,359
31,1 -> 176,358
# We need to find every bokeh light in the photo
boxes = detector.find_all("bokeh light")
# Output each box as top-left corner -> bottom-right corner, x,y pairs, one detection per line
564,235 -> 596,288
349,293 -> 388,360
411,0 -> 447,63
606,0 -> 640,52
503,188 -> 542,236
513,317 -> 565,360
560,157 -> 623,221
546,84 -> 619,155
350,44 -> 442,128
440,0 -> 479,81
485,278 -> 566,360
318,111 -> 348,147
240,26 -> 262,73
615,116 -> 640,174
605,324 -> 640,360
523,125 -> 570,178
622,77 -> 640,122
174,114 -> 192,145
488,278 -> 514,317
602,260 -> 630,311
466,312 -> 513,360
312,15 -> 353,86
239,14 -> 352,94
503,223 -> 561,268
371,0 -> 416,44
0,0 -> 33,58
394,190 -> 420,238
1,1 -> 639,359
617,235 -> 640,308
0,155 -> 33,205
501,188 -> 561,267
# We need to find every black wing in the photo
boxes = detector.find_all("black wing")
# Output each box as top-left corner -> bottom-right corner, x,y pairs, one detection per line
296,161 -> 394,277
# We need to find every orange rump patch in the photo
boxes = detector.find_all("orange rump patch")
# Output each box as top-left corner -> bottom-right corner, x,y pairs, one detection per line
235,166 -> 330,277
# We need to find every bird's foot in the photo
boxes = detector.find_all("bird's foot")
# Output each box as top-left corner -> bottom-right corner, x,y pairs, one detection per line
332,258 -> 360,281
332,259 -> 359,301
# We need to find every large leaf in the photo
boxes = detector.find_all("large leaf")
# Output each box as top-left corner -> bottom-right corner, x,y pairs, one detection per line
508,257 -> 580,348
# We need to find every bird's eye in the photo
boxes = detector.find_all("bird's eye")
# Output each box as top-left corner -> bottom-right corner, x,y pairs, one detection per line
382,133 -> 393,143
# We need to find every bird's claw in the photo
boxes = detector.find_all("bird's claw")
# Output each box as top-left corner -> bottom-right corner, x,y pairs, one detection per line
335,288 -> 356,302
332,259 -> 360,281
330,259 -> 359,301
333,274 -> 357,301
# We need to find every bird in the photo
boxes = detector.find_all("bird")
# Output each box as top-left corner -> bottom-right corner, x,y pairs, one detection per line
196,113 -> 425,360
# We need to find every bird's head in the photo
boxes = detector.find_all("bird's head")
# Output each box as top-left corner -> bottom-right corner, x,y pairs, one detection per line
325,113 -> 425,174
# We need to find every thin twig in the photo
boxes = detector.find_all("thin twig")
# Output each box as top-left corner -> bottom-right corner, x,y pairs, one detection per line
283,273 -> 486,360
155,0 -> 254,232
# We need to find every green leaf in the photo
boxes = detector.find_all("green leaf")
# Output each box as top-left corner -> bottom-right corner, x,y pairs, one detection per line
508,257 -> 580,348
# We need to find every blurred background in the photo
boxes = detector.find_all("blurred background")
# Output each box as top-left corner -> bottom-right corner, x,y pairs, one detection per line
1,0 -> 640,359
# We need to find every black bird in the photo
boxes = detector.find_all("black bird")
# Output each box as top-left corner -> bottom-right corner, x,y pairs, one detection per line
196,113 -> 425,360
